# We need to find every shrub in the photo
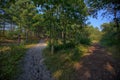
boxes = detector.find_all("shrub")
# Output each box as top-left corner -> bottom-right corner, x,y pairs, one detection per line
48,42 -> 76,52
0,45 -> 27,80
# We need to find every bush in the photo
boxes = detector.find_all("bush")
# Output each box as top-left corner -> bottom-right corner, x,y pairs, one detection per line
79,37 -> 91,45
100,22 -> 120,59
48,42 -> 76,52
0,45 -> 27,80
43,44 -> 88,80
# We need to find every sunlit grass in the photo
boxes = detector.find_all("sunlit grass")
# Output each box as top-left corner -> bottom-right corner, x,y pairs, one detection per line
0,46 -> 11,52
53,69 -> 63,79
43,44 -> 89,80
73,62 -> 83,70
25,43 -> 37,48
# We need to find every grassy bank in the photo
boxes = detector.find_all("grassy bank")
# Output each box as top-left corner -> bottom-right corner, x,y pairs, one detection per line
103,46 -> 120,59
0,43 -> 37,80
43,44 -> 88,80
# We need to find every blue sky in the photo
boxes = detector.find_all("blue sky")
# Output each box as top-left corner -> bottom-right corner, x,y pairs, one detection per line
87,10 -> 113,29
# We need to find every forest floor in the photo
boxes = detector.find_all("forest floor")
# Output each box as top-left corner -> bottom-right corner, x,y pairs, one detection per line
17,42 -> 120,80
75,43 -> 120,80
17,40 -> 53,80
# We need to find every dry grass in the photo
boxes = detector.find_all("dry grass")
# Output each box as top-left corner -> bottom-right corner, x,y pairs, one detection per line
43,44 -> 89,80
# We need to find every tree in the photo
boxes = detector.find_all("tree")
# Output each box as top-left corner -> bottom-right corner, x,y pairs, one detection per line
0,0 -> 91,54
38,0 -> 88,53
86,0 -> 120,28
5,0 -> 39,42
100,22 -> 120,54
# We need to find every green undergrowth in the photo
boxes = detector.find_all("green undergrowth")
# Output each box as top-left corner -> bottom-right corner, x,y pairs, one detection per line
0,43 -> 37,80
101,45 -> 120,60
0,44 -> 26,80
100,37 -> 120,59
43,44 -> 88,80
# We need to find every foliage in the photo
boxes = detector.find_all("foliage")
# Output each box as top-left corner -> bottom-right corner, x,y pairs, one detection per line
86,26 -> 102,42
0,44 -> 26,80
37,0 -> 88,46
0,0 -> 91,48
7,0 -> 39,31
5,30 -> 21,40
86,0 -> 120,58
0,0 -> 45,42
100,22 -> 118,45
86,0 -> 120,29
76,27 -> 91,45
48,42 -> 76,52
0,42 -> 38,80
43,44 -> 88,80
100,22 -> 120,58
86,0 -> 120,17
0,0 -> 101,79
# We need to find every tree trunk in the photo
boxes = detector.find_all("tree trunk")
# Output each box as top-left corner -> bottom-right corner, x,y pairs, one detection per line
51,45 -> 54,54
3,20 -> 5,36
114,8 -> 119,29
10,21 -> 13,31
25,29 -> 28,43
63,21 -> 66,45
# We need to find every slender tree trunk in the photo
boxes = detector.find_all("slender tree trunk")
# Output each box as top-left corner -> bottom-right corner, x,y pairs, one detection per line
114,8 -> 119,30
3,19 -> 5,36
64,27 -> 66,44
62,31 -> 64,39
10,21 -> 13,31
63,21 -> 66,45
51,23 -> 54,54
19,22 -> 21,32
50,27 -> 54,54
0,22 -> 1,36
25,29 -> 28,43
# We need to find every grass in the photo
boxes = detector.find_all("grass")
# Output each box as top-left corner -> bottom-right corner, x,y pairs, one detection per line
43,44 -> 88,80
0,43 -> 37,80
100,40 -> 120,60
105,46 -> 120,59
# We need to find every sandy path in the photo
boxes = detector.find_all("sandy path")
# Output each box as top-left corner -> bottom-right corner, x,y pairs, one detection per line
75,43 -> 119,80
17,41 -> 53,80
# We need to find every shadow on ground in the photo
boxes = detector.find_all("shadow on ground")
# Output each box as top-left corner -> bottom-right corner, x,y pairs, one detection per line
75,43 -> 120,80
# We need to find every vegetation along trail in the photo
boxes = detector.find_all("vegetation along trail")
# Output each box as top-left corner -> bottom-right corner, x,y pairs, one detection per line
17,40 -> 53,80
17,42 -> 120,80
0,0 -> 120,80
75,43 -> 119,80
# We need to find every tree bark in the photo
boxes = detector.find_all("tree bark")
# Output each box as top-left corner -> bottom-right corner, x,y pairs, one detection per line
114,8 -> 119,29
25,29 -> 28,43
3,19 -> 5,36
10,21 -> 13,31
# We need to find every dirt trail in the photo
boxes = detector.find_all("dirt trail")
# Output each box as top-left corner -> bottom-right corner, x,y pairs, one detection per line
17,42 -> 120,80
17,41 -> 53,80
76,43 -> 119,80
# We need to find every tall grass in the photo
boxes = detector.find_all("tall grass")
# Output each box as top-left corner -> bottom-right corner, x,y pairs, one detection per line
43,44 -> 88,80
0,44 -> 27,80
